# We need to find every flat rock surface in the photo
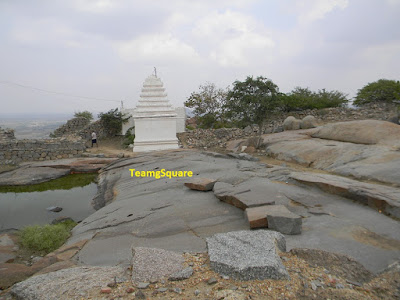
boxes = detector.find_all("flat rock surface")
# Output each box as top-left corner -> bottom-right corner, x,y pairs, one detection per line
207,230 -> 289,280
131,247 -> 184,282
0,157 -> 117,186
11,266 -> 125,300
65,150 -> 400,273
263,121 -> 400,186
0,166 -> 70,185
290,172 -> 400,218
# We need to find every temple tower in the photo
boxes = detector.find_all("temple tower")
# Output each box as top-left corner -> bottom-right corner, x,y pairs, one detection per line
132,74 -> 179,152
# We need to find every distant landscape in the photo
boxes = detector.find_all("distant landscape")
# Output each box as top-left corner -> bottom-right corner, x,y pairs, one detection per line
0,114 -> 73,139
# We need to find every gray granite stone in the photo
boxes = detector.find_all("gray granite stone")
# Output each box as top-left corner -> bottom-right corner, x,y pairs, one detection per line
206,230 -> 289,280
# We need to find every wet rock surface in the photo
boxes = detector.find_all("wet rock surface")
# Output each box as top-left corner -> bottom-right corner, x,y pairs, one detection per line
0,157 -> 117,186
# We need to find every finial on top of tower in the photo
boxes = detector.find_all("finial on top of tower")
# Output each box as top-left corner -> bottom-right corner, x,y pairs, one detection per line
153,67 -> 157,77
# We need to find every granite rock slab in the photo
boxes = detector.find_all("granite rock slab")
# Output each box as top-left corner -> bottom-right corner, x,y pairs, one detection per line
245,205 -> 302,235
290,172 -> 400,218
184,178 -> 217,191
131,247 -> 184,282
207,230 -> 289,280
213,182 -> 275,210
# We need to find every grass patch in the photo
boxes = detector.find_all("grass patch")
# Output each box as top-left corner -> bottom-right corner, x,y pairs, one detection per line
18,220 -> 77,255
0,173 -> 97,193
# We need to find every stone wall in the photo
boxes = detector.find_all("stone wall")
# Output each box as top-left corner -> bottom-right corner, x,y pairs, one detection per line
0,127 -> 16,143
51,117 -> 90,137
0,138 -> 86,165
180,103 -> 399,149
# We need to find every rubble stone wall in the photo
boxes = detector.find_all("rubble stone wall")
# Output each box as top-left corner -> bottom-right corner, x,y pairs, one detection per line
51,117 -> 90,137
0,127 -> 16,143
0,139 -> 86,165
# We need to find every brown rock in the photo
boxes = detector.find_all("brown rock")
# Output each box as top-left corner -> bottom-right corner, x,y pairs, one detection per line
0,263 -> 35,289
101,287 -> 112,294
245,205 -> 272,229
31,256 -> 57,273
244,146 -> 256,154
34,260 -> 77,276
184,178 -> 217,191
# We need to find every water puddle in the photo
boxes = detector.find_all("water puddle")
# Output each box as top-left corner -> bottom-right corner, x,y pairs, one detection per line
0,173 -> 98,231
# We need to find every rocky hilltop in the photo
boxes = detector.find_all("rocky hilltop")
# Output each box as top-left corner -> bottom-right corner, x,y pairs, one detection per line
1,119 -> 400,299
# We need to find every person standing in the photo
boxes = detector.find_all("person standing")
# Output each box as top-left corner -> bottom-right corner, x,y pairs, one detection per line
91,131 -> 98,147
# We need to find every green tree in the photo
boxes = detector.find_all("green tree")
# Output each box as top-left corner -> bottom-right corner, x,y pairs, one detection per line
74,111 -> 93,121
98,108 -> 128,136
354,79 -> 400,106
225,76 -> 280,133
281,87 -> 348,111
184,82 -> 227,128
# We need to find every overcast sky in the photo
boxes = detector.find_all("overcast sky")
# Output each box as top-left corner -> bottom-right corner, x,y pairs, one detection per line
0,0 -> 399,116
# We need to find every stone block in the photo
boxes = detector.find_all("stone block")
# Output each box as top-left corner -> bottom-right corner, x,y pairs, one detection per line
184,178 -> 217,191
207,230 -> 289,280
265,205 -> 302,235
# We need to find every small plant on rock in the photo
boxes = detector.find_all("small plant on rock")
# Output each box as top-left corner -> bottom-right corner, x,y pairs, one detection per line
18,220 -> 77,255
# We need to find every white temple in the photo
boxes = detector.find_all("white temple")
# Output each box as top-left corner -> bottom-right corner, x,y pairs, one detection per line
122,73 -> 185,152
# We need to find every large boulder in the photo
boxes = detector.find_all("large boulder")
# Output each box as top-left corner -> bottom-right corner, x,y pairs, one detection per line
207,230 -> 289,280
300,115 -> 318,129
283,116 -> 302,131
311,120 -> 400,148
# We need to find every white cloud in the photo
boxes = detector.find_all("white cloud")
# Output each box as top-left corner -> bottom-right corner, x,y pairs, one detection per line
193,10 -> 275,67
72,0 -> 115,13
116,34 -> 200,64
295,0 -> 349,23
10,18 -> 94,48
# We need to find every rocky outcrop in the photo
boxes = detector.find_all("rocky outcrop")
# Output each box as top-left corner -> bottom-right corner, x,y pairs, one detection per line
263,121 -> 400,186
311,120 -> 400,148
290,172 -> 400,218
207,230 -> 289,280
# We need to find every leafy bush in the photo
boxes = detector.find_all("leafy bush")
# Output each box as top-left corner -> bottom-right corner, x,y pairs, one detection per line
74,111 -> 93,121
98,108 -> 129,136
122,126 -> 135,147
354,79 -> 400,106
281,87 -> 348,111
225,76 -> 280,133
19,221 -> 77,255
184,82 -> 228,129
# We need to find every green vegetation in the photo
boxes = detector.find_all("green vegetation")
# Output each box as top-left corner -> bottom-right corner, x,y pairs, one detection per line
0,173 -> 97,193
184,82 -> 228,129
354,79 -> 400,106
74,110 -> 93,121
184,76 -> 349,130
225,76 -> 281,133
98,108 -> 129,136
122,126 -> 135,147
281,87 -> 348,112
19,220 -> 77,255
